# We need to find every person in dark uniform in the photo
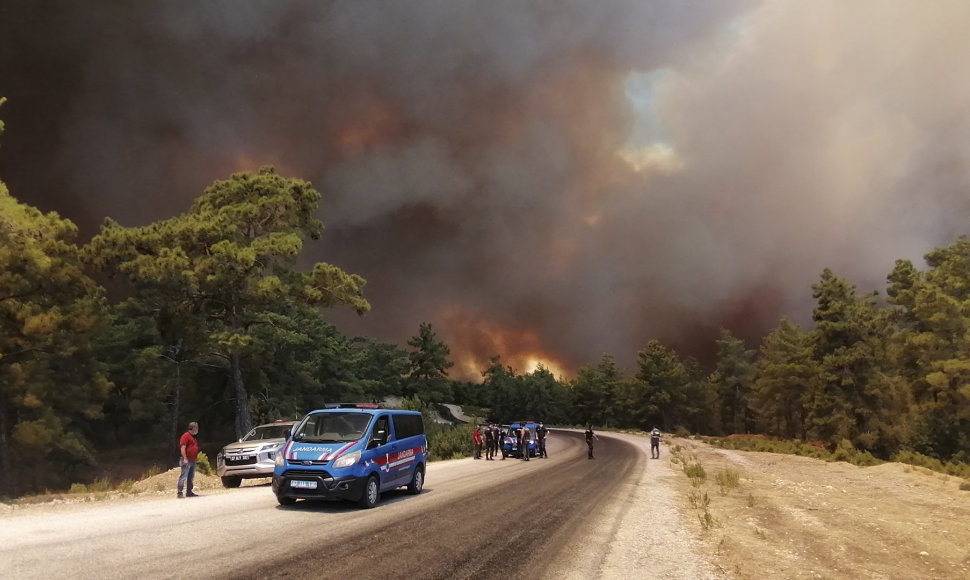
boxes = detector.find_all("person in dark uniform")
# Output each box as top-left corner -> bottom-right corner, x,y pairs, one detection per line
584,424 -> 598,459
650,426 -> 662,459
496,424 -> 507,460
484,423 -> 495,460
536,422 -> 548,458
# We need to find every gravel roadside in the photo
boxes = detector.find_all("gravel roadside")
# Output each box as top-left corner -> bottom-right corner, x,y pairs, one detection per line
546,431 -> 725,580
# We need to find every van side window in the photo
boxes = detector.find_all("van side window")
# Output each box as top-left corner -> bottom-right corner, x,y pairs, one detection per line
392,414 -> 424,439
372,416 -> 390,447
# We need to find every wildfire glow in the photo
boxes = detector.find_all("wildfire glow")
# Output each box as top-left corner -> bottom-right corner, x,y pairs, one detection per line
523,356 -> 567,378
337,98 -> 397,155
439,306 -> 572,382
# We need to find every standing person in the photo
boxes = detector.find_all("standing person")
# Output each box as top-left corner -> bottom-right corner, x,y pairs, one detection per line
490,424 -> 500,460
497,425 -> 507,460
536,422 -> 548,458
483,423 -> 495,460
472,425 -> 483,459
178,421 -> 200,498
650,426 -> 662,459
520,424 -> 532,461
584,424 -> 598,460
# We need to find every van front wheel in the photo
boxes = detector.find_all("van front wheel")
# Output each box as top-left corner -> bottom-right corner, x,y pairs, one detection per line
359,475 -> 380,509
407,466 -> 424,495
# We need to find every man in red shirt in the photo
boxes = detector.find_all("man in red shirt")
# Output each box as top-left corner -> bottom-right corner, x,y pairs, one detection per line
472,425 -> 483,460
177,421 -> 200,498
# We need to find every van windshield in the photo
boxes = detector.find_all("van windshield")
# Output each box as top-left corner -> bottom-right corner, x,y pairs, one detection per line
293,412 -> 372,443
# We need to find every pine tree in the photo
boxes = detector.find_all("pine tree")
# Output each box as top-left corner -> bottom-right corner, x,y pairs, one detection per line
405,322 -> 454,404
0,180 -> 109,495
86,167 -> 369,438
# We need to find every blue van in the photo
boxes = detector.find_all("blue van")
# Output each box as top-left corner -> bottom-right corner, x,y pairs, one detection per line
272,404 -> 427,508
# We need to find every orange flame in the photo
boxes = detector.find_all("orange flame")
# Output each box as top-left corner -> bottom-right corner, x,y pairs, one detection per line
438,305 -> 572,382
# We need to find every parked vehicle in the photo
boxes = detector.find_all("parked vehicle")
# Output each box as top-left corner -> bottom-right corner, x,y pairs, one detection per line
216,420 -> 297,488
272,404 -> 427,508
501,421 -> 539,458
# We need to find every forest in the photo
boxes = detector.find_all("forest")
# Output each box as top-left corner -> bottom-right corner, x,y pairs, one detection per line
2,115 -> 969,496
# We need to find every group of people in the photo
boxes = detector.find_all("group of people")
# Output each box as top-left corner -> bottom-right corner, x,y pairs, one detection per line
472,422 -> 549,461
474,423 -> 661,461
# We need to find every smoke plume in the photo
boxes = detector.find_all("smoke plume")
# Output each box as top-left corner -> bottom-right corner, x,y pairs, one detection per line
2,1 -> 969,379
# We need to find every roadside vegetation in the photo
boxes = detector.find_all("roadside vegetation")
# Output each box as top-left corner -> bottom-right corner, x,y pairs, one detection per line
671,444 -> 721,532
704,434 -> 970,479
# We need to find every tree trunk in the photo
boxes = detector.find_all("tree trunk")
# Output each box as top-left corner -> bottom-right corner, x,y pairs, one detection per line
231,352 -> 252,439
0,403 -> 13,496
168,340 -> 183,466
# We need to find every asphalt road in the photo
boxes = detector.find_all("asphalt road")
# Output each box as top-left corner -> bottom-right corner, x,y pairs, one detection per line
3,430 -> 641,580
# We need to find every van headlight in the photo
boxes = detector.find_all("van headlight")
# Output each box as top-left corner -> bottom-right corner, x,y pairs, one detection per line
275,452 -> 285,467
332,450 -> 361,469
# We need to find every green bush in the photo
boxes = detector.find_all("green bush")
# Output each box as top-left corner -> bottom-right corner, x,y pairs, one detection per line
426,421 -> 475,460
196,452 -> 215,476
831,439 -> 881,467
69,483 -> 88,494
892,450 -> 970,478
683,463 -> 706,480
87,477 -> 111,492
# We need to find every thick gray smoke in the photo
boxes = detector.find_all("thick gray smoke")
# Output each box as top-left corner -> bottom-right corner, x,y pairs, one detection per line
2,1 -> 969,379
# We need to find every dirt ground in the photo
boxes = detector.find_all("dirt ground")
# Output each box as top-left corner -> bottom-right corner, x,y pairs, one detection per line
4,435 -> 969,580
666,437 -> 970,580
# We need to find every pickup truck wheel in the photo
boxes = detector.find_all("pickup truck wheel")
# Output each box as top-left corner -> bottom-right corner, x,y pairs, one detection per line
221,476 -> 242,488
277,495 -> 296,506
359,475 -> 380,509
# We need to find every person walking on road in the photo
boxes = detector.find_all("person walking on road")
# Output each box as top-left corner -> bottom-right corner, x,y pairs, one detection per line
650,426 -> 662,459
472,425 -> 484,459
536,422 -> 548,458
584,424 -> 598,460
520,424 -> 532,461
177,421 -> 200,498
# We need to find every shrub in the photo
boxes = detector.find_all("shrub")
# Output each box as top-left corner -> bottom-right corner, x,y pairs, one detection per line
196,452 -> 214,476
87,477 -> 111,492
959,481 -> 970,492
831,439 -> 881,467
715,468 -> 741,490
427,421 -> 475,460
141,464 -> 162,479
69,483 -> 88,494
684,463 -> 706,480
892,450 -> 970,479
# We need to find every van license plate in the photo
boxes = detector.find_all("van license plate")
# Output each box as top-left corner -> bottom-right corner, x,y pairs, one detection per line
291,480 -> 317,490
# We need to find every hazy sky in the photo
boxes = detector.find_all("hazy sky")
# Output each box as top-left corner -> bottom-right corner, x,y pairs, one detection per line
2,1 -> 969,380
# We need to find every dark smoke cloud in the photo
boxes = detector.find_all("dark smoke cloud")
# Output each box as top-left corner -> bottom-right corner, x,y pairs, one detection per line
2,1 -> 969,379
